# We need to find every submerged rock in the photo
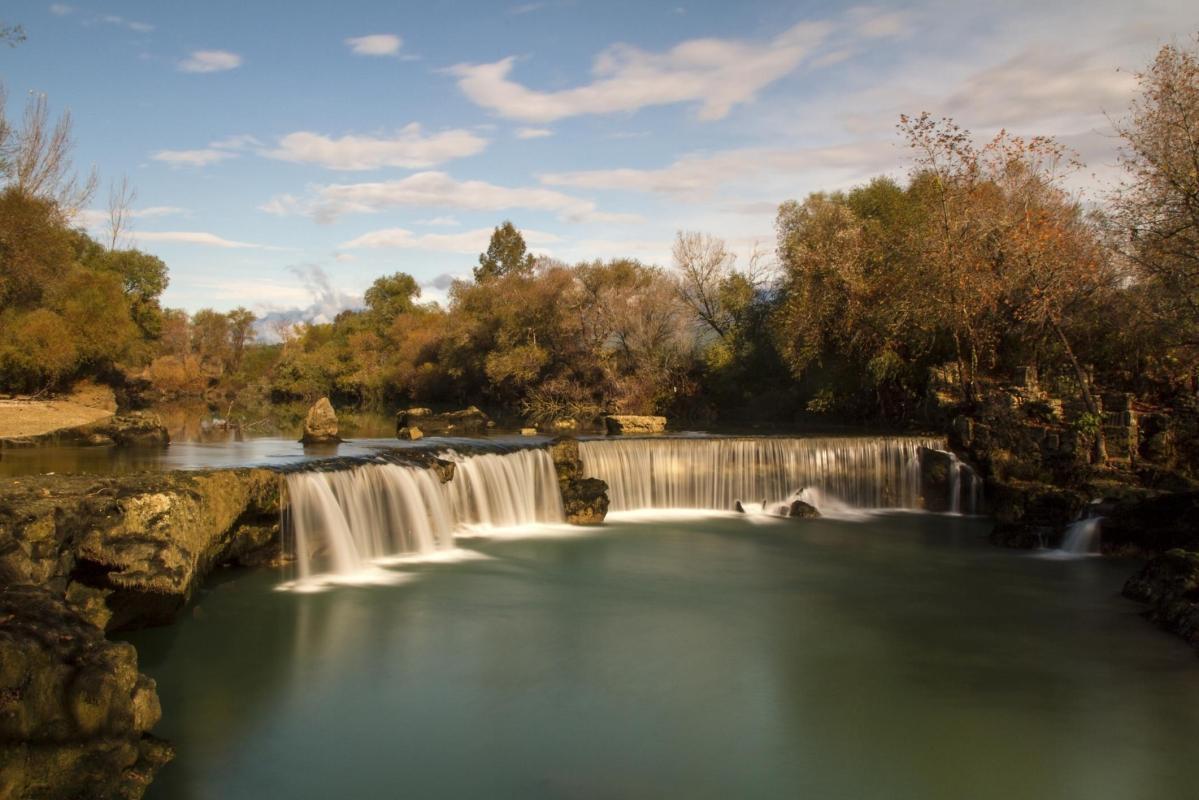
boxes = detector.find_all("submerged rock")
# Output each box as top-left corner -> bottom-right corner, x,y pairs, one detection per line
603,415 -> 667,435
300,397 -> 340,444
0,586 -> 173,799
395,406 -> 490,436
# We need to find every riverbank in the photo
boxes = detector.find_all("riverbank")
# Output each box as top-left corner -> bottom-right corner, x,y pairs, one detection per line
0,384 -> 117,442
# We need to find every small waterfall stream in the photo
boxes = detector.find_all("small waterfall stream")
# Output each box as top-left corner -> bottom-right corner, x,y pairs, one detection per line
579,436 -> 945,513
284,448 -> 564,585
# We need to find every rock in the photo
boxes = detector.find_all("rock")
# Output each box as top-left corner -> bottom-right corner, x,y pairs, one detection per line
1123,549 -> 1199,653
520,428 -> 537,436
0,468 -> 281,631
560,478 -> 609,525
918,446 -> 978,512
986,480 -> 1088,549
734,500 -> 746,513
397,426 -> 423,441
430,458 -> 456,484
549,438 -> 610,525
396,406 -> 490,436
300,397 -> 339,444
603,415 -> 667,435
0,586 -> 173,799
1100,491 -> 1199,554
551,419 -> 578,431
788,499 -> 820,519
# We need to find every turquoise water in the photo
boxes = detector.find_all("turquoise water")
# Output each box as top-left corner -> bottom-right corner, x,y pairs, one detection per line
127,512 -> 1199,800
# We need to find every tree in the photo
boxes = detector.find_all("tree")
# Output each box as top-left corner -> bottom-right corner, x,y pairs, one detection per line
1110,36 -> 1199,365
474,221 -> 535,282
106,175 -> 136,250
191,309 -> 232,373
673,231 -> 736,339
227,307 -> 257,370
0,91 -> 96,213
0,22 -> 24,47
363,272 -> 420,327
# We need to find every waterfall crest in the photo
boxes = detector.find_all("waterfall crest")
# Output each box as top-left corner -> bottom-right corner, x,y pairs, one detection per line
284,448 -> 564,584
579,436 -> 944,513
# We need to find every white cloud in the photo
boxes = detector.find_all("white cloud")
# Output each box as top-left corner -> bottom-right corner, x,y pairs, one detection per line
135,231 -> 278,249
209,134 -> 262,150
540,141 -> 898,199
416,216 -> 461,226
150,148 -> 237,168
847,6 -> 913,39
516,127 -> 554,139
178,50 -> 242,73
74,205 -> 188,228
49,4 -> 73,16
345,34 -> 402,57
263,124 -> 487,170
261,171 -> 642,224
341,226 -> 560,253
447,21 -> 832,122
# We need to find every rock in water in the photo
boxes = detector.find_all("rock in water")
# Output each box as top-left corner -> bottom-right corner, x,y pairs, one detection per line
549,438 -> 610,525
301,397 -> 340,444
520,427 -> 537,436
788,499 -> 820,519
603,415 -> 667,435
397,426 -> 424,441
395,406 -> 490,436
734,500 -> 746,513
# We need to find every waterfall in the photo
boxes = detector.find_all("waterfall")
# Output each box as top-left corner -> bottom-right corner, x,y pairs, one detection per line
944,451 -> 981,515
579,436 -> 944,513
284,448 -> 564,585
1060,516 -> 1103,555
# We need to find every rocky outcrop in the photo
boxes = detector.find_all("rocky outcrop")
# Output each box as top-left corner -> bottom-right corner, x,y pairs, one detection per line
549,438 -> 609,525
987,480 -> 1089,549
1,413 -> 170,450
396,406 -> 491,436
300,397 -> 340,444
397,426 -> 423,440
1100,491 -> 1199,555
1123,550 -> 1199,654
0,469 -> 281,632
0,586 -> 173,799
603,415 -> 666,435
918,447 -> 955,512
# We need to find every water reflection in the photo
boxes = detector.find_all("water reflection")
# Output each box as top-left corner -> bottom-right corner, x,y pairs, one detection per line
125,515 -> 1199,800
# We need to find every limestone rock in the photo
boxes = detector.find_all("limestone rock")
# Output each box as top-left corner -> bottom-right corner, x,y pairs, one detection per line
521,428 -> 537,436
397,426 -> 424,441
300,397 -> 340,444
561,478 -> 610,525
603,415 -> 667,435
0,586 -> 172,799
396,406 -> 491,436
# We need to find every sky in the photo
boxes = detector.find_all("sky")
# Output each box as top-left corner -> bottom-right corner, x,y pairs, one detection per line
3,0 -> 1196,322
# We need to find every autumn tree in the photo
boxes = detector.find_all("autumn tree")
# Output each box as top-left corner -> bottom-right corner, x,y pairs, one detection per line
473,221 -> 535,282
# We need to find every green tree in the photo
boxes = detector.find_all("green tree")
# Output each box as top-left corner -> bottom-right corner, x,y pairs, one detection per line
363,272 -> 420,327
474,221 -> 535,282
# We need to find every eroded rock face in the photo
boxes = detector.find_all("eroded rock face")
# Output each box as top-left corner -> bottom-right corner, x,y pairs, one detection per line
0,469 -> 281,631
603,415 -> 666,435
1124,550 -> 1199,654
987,480 -> 1089,549
396,406 -> 490,436
0,586 -> 173,799
300,397 -> 340,444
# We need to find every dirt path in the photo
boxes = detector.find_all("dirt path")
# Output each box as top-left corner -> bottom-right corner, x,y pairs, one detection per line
0,383 -> 117,439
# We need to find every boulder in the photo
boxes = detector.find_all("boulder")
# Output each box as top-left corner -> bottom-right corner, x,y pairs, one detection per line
396,406 -> 490,436
0,586 -> 173,799
397,426 -> 424,441
603,415 -> 667,435
560,478 -> 610,525
300,397 -> 340,444
787,499 -> 820,519
520,428 -> 537,436
1123,549 -> 1199,653
734,500 -> 746,513
986,479 -> 1089,549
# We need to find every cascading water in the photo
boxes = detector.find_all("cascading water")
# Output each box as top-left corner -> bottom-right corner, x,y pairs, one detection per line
284,448 -> 564,585
943,451 -> 982,515
579,436 -> 945,513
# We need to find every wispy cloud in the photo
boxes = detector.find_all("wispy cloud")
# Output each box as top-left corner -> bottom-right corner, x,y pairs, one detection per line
178,50 -> 242,73
508,3 -> 546,15
151,135 -> 258,168
49,4 -> 73,16
74,205 -> 188,228
136,231 -> 283,249
447,21 -> 832,122
416,216 -> 461,227
345,33 -> 402,57
341,226 -> 560,253
263,124 -> 488,170
516,127 -> 554,139
261,171 -> 642,224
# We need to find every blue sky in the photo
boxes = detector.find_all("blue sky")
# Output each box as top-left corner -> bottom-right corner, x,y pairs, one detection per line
3,0 -> 1195,319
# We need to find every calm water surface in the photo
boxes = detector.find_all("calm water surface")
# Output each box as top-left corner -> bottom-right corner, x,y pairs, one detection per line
126,513 -> 1199,800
